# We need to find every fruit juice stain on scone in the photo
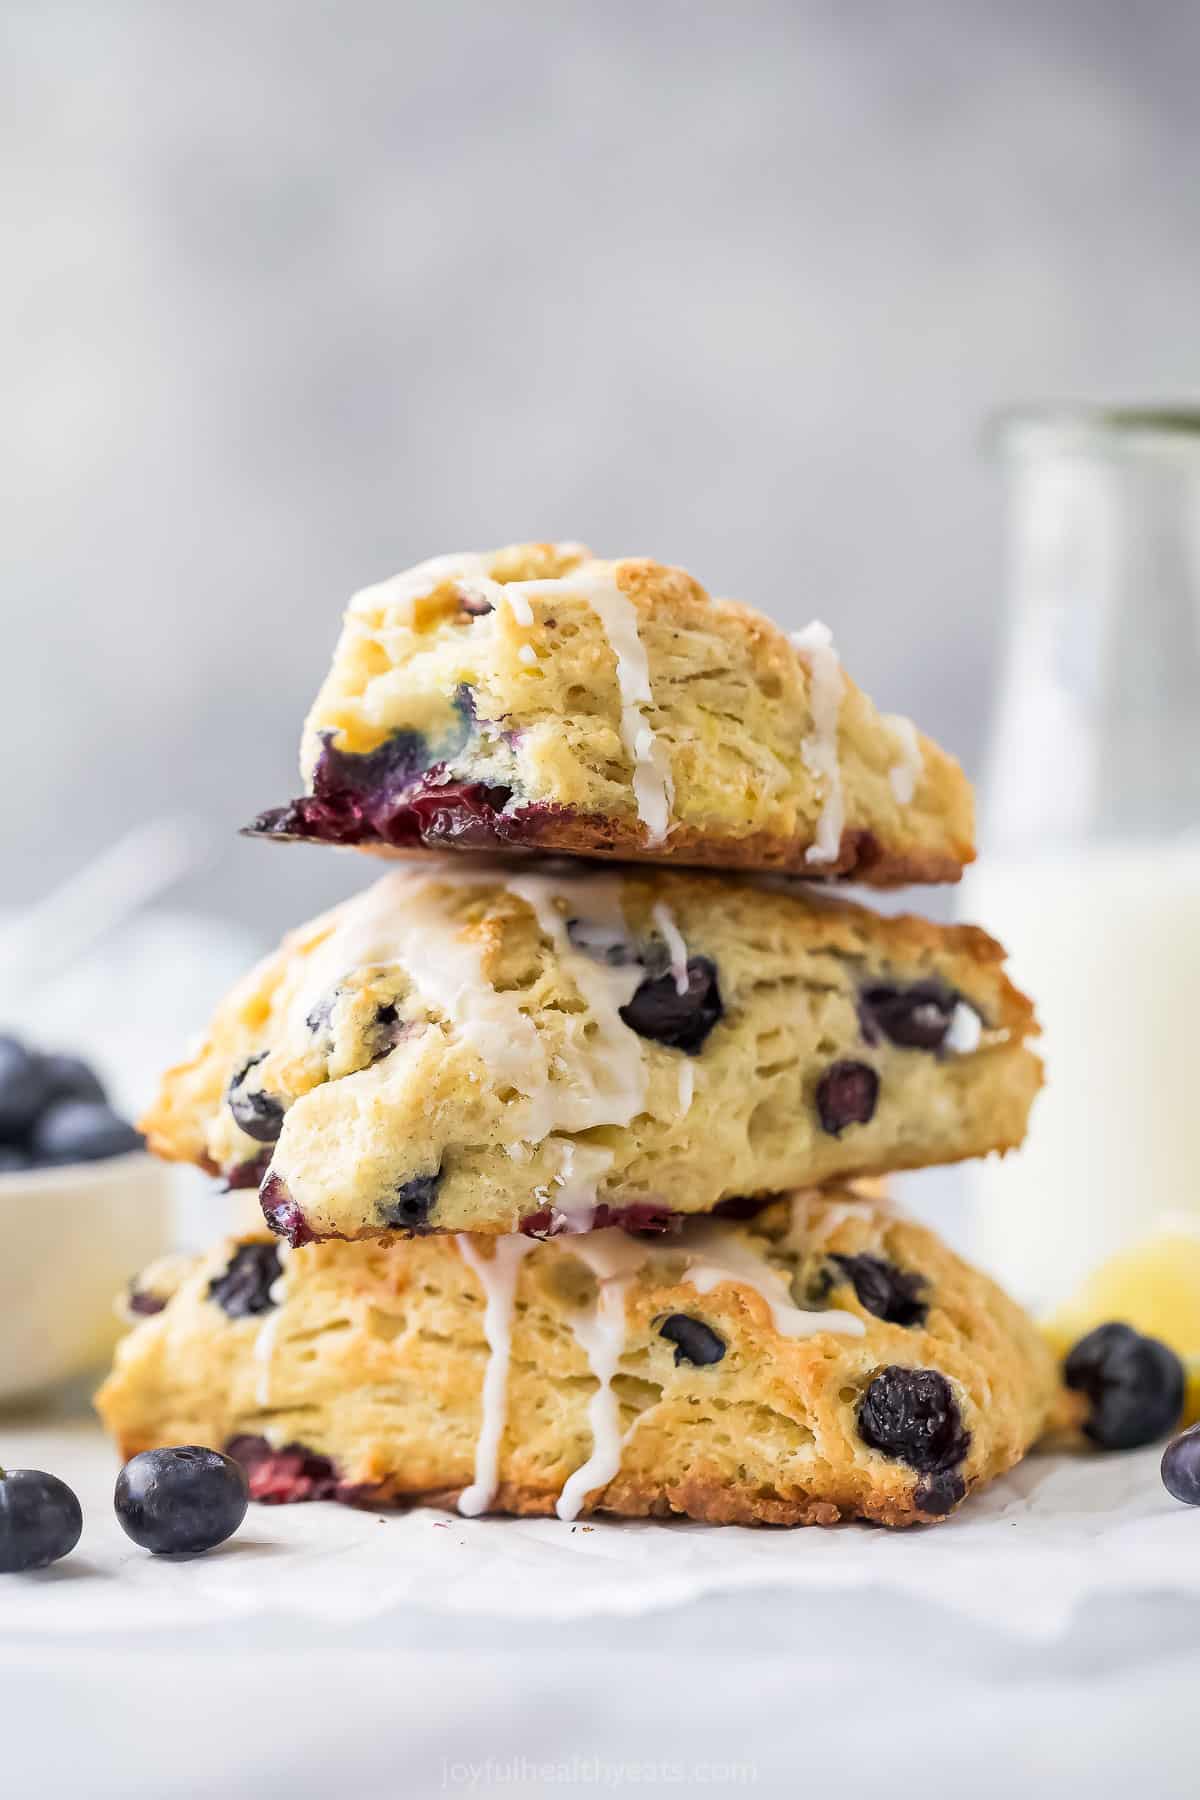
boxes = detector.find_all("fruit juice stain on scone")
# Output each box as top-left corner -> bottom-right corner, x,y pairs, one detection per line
96,1189 -> 1060,1529
244,543 -> 974,883
139,862 -> 1041,1244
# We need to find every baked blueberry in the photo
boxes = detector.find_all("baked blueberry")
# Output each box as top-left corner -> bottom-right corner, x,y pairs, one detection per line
830,1254 -> 927,1327
30,1100 -> 143,1165
127,1285 -> 168,1317
657,1314 -> 726,1366
207,1242 -> 282,1318
114,1446 -> 248,1554
913,1470 -> 967,1515
0,1467 -> 83,1572
858,982 -> 958,1052
857,1366 -> 971,1472
1064,1322 -> 1184,1450
619,956 -> 722,1054
380,1171 -> 441,1231
815,1061 -> 879,1135
227,1054 -> 285,1144
1161,1424 -> 1200,1506
225,1435 -> 340,1504
0,1036 -> 52,1139
259,1174 -> 316,1247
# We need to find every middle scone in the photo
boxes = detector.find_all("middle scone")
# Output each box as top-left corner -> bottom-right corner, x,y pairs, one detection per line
142,861 -> 1041,1243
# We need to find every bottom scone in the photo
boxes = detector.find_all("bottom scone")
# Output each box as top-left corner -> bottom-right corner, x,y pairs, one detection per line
96,1188 -> 1058,1528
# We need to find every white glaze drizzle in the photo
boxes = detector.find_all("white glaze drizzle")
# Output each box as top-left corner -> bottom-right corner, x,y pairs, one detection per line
883,712 -> 923,806
253,1243 -> 292,1407
456,1234 -> 535,1517
670,1219 -> 865,1340
346,543 -> 587,625
791,622 -> 845,865
517,643 -> 538,665
677,1062 -> 695,1115
945,1000 -> 983,1054
289,865 -> 647,1149
521,571 -> 674,845
554,1235 -> 640,1522
651,901 -> 690,995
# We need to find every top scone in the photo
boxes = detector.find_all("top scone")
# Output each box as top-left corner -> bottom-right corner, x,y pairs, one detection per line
246,543 -> 974,883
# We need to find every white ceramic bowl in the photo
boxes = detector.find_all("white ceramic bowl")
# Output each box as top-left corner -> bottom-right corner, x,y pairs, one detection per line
0,1152 -> 172,1402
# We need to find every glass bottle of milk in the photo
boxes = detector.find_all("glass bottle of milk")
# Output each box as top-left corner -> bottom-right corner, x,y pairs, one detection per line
966,409 -> 1200,1311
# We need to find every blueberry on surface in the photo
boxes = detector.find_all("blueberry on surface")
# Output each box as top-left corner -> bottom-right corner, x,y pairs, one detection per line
619,956 -> 723,1054
1161,1424 -> 1200,1506
114,1447 -> 248,1554
0,1467 -> 83,1572
815,1061 -> 879,1135
40,1054 -> 107,1109
1064,1322 -> 1184,1450
207,1242 -> 282,1318
379,1171 -> 442,1232
0,1036 -> 52,1140
657,1314 -> 726,1366
30,1100 -> 143,1165
0,1145 -> 32,1174
857,1366 -> 971,1472
858,983 -> 958,1052
830,1254 -> 928,1327
227,1054 -> 285,1144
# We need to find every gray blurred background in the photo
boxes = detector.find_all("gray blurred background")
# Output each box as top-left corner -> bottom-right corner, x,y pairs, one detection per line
6,0 -> 1199,931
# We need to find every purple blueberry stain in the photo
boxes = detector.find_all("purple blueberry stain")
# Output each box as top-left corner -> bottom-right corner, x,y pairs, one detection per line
207,1242 -> 282,1318
815,1061 -> 879,1135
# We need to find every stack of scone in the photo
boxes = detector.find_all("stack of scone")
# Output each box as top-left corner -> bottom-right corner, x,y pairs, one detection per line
98,544 -> 1061,1527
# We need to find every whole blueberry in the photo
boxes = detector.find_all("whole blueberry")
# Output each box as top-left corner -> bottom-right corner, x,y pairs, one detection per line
40,1054 -> 107,1109
114,1447 -> 249,1555
619,956 -> 723,1055
0,1467 -> 83,1572
207,1242 -> 282,1318
830,1254 -> 928,1327
30,1100 -> 143,1165
657,1314 -> 726,1366
0,1036 -> 52,1140
1064,1322 -> 1184,1450
1161,1424 -> 1200,1506
380,1170 -> 442,1232
857,1366 -> 971,1472
858,983 -> 958,1052
815,1061 -> 879,1135
227,1055 -> 285,1144
913,1470 -> 967,1516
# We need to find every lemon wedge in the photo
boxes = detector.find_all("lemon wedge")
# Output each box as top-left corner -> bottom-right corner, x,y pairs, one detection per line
1045,1229 -> 1200,1424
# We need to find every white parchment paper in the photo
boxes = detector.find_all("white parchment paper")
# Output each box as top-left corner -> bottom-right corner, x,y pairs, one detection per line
1,1418 -> 1192,1640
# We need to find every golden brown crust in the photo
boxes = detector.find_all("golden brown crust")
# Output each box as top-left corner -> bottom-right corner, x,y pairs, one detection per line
97,1190 -> 1061,1529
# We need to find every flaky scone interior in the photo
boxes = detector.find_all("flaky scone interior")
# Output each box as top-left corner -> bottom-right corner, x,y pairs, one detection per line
246,543 -> 974,884
97,1188 -> 1059,1528
139,862 -> 1041,1243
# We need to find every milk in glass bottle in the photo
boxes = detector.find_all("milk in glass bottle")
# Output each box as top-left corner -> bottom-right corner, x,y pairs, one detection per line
966,409 -> 1200,1313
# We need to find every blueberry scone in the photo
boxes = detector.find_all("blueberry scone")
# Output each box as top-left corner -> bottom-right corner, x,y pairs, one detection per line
97,1189 -> 1059,1527
140,862 -> 1041,1243
246,543 -> 974,884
